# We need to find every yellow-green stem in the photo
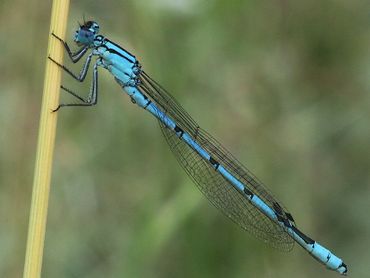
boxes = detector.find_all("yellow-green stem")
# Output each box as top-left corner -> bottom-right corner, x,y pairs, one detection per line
23,1 -> 70,277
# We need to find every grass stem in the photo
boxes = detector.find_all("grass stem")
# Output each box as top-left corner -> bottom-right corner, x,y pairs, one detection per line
23,1 -> 70,277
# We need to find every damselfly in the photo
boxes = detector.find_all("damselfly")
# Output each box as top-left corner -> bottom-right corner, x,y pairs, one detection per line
49,20 -> 347,275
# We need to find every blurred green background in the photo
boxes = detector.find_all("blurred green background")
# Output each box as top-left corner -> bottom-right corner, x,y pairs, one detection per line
1,0 -> 370,277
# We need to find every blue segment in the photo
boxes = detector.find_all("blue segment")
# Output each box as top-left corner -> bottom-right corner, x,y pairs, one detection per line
181,133 -> 210,161
109,53 -> 137,76
250,194 -> 278,221
106,51 -> 135,74
145,101 -> 176,129
218,165 -> 245,192
54,21 -> 347,275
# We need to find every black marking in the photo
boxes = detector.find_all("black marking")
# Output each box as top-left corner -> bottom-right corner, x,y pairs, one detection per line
83,21 -> 96,29
273,202 -> 292,227
209,157 -> 220,170
174,125 -> 184,138
144,100 -> 151,109
285,213 -> 295,223
273,202 -> 283,215
106,48 -> 135,63
277,214 -> 291,227
290,226 -> 315,244
105,39 -> 136,62
243,187 -> 253,197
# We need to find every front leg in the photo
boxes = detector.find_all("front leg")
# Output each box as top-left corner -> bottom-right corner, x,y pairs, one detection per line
51,32 -> 88,63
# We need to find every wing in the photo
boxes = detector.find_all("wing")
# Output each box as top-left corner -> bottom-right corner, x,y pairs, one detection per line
139,71 -> 295,251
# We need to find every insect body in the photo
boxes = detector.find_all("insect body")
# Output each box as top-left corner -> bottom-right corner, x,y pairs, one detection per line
49,21 -> 347,275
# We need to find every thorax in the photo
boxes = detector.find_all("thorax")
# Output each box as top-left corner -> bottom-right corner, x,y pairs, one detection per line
92,35 -> 141,85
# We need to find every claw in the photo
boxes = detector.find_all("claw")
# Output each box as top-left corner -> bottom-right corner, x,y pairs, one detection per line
51,105 -> 61,113
51,32 -> 63,42
48,56 -> 63,69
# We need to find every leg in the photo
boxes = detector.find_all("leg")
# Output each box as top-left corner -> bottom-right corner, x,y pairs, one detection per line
51,32 -> 88,63
53,61 -> 99,112
48,53 -> 93,82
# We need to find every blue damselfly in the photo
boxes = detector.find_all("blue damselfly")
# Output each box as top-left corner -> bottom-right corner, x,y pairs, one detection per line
49,21 -> 347,275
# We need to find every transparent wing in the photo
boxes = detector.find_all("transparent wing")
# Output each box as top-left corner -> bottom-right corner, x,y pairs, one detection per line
139,72 -> 295,251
